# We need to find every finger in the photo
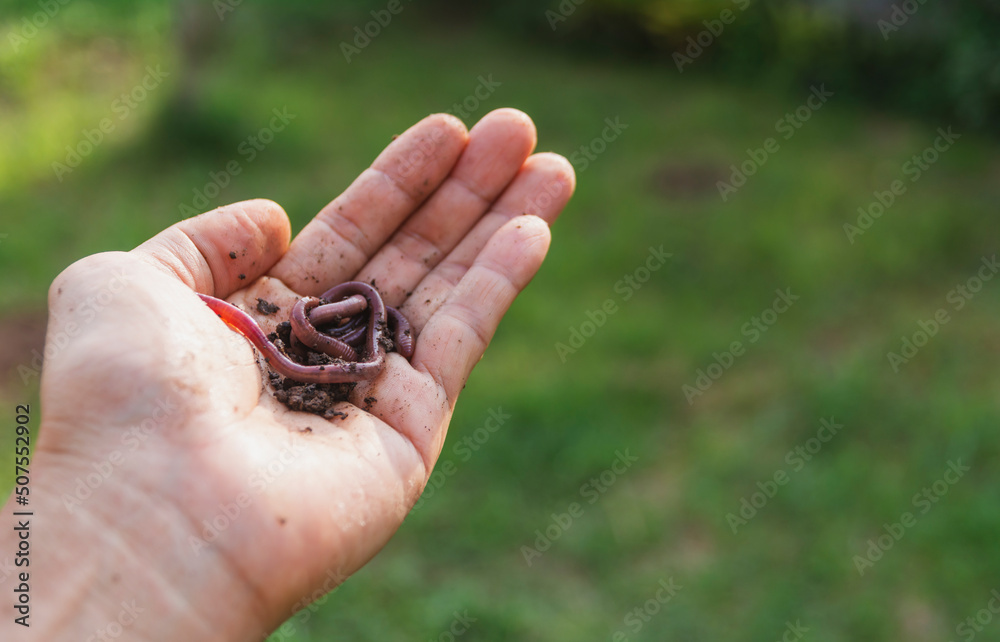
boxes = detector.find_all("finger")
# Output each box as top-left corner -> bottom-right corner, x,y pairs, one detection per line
269,113 -> 469,295
414,215 -> 552,402
354,108 -> 537,305
402,153 -> 574,330
131,199 -> 292,297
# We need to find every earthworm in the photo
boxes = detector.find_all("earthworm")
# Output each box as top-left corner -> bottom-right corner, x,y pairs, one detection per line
308,294 -> 368,325
330,317 -> 367,346
387,306 -> 414,358
197,281 -> 413,384
290,297 -> 358,362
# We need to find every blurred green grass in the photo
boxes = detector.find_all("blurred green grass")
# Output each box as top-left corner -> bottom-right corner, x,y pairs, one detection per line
2,10 -> 1000,641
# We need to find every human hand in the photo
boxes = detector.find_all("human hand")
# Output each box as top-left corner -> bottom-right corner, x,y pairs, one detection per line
2,109 -> 575,640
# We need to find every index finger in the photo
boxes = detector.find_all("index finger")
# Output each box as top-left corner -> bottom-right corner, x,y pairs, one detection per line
269,113 -> 469,295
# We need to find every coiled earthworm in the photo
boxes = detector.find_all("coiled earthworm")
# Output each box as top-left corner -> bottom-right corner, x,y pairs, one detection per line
291,297 -> 359,362
197,281 -> 414,384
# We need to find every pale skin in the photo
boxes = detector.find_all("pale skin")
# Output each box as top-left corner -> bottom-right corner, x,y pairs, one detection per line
0,109 -> 575,640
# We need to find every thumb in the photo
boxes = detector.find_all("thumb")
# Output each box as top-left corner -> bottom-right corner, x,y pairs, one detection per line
132,199 -> 292,297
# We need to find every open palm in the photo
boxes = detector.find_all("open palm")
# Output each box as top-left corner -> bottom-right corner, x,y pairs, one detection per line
29,109 -> 575,639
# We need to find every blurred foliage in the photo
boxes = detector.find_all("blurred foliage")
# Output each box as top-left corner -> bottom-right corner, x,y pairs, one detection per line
239,0 -> 1000,133
506,0 -> 1000,133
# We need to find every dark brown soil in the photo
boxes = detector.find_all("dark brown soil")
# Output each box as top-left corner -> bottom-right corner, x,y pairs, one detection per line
265,321 -> 355,419
256,298 -> 280,316
268,371 -> 353,420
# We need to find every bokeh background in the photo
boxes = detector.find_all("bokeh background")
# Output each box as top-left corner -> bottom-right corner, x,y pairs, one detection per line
2,0 -> 1000,639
